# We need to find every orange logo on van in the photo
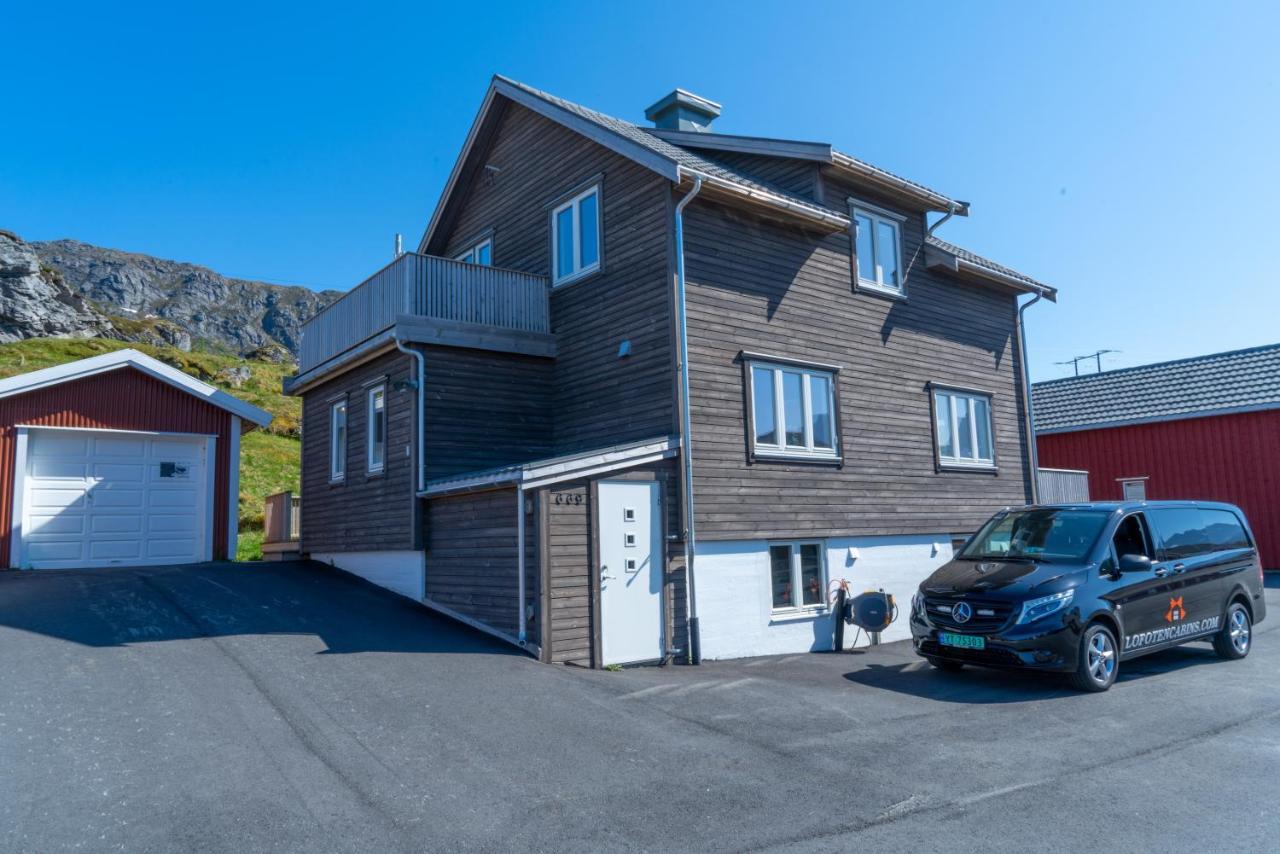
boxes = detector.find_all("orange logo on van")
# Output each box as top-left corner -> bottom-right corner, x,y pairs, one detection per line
1165,596 -> 1186,623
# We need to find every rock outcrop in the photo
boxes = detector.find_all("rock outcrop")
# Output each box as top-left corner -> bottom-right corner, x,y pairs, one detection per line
0,230 -> 115,343
25,237 -> 341,356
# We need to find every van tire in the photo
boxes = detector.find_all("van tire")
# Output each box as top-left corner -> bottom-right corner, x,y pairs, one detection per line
925,656 -> 963,672
1212,602 -> 1251,660
1068,624 -> 1118,692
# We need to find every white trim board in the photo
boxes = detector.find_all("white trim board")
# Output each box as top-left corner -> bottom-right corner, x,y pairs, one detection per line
0,349 -> 272,427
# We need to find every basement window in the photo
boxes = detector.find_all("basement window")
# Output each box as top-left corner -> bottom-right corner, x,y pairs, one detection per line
770,542 -> 827,612
551,185 -> 601,285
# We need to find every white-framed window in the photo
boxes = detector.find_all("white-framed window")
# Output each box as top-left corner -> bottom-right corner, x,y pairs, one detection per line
769,541 -> 826,612
851,202 -> 905,294
748,359 -> 839,460
366,385 -> 386,474
454,237 -> 492,266
1120,478 -> 1147,501
329,400 -> 347,482
933,388 -> 995,468
551,185 -> 601,285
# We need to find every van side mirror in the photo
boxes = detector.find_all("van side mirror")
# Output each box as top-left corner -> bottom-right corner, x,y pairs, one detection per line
1118,554 -> 1152,573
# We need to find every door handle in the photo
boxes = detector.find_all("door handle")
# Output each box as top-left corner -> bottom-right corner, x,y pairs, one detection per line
1153,567 -> 1169,577
1172,564 -> 1187,574
601,566 -> 615,581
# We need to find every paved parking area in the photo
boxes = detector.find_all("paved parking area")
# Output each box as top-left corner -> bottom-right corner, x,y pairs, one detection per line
2,561 -> 1277,853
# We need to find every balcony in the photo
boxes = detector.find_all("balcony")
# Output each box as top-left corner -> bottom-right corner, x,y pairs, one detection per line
294,252 -> 553,379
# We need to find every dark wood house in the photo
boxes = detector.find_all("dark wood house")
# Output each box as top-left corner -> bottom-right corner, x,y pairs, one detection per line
285,76 -> 1057,666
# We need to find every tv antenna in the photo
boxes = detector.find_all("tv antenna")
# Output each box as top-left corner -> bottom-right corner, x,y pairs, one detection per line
1057,349 -> 1119,376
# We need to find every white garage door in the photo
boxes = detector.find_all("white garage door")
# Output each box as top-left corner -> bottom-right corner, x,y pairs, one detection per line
19,429 -> 211,569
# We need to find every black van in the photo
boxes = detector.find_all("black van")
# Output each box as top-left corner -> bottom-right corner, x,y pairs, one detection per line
910,501 -> 1267,691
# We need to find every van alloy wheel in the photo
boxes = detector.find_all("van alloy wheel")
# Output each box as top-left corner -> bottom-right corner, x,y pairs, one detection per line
1213,603 -> 1251,660
1069,624 -> 1119,692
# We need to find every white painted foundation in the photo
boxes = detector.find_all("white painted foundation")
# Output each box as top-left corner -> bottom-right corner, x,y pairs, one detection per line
313,550 -> 425,601
696,535 -> 955,660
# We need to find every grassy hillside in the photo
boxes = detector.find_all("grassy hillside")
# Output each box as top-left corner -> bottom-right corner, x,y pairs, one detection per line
0,338 -> 300,561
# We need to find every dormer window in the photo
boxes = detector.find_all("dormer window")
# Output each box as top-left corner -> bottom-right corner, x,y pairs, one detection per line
850,200 -> 905,296
454,237 -> 492,266
552,185 -> 601,286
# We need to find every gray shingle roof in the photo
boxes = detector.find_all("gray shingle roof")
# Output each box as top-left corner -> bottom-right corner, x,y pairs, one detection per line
1032,343 -> 1280,433
925,236 -> 1051,291
499,77 -> 841,224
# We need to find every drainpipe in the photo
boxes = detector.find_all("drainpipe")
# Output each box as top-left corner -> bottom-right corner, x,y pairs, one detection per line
674,175 -> 703,664
517,485 -> 527,645
1016,293 -> 1044,503
395,339 -> 426,493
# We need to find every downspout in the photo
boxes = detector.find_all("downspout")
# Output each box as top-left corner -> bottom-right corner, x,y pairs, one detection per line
674,175 -> 703,664
517,485 -> 527,645
394,339 -> 426,493
1016,293 -> 1044,503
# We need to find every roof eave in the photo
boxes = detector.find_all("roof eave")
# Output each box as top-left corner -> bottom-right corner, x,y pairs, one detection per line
830,151 -> 968,215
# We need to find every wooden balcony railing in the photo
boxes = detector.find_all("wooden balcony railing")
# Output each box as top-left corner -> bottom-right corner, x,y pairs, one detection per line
297,253 -> 551,373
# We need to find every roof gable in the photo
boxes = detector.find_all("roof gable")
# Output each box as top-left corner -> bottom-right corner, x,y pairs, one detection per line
0,349 -> 273,427
1033,343 -> 1280,433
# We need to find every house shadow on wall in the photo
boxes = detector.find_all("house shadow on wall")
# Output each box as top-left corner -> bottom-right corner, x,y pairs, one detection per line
0,559 -> 520,657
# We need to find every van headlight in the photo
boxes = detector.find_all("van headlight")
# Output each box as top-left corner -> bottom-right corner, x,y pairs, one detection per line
911,591 -> 927,621
1016,590 -> 1074,625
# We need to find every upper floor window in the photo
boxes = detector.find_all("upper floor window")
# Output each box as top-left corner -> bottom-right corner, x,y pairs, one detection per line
851,201 -> 905,295
933,387 -> 994,468
746,357 -> 839,461
367,386 -> 386,474
329,400 -> 347,482
552,185 -> 600,285
454,238 -> 492,266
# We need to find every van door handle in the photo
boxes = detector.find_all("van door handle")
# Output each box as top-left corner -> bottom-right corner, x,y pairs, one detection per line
1153,566 -> 1169,577
1172,564 -> 1187,573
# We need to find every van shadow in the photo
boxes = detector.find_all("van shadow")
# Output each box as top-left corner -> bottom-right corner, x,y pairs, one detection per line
842,644 -> 1223,704
0,560 -> 520,657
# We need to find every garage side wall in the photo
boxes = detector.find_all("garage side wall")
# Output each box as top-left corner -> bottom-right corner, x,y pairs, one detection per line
425,487 -> 538,641
0,368 -> 234,567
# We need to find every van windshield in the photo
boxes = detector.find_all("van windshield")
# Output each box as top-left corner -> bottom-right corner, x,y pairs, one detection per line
961,509 -> 1111,563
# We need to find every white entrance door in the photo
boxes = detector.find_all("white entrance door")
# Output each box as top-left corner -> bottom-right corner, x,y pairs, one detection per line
19,429 -> 210,569
598,480 -> 663,665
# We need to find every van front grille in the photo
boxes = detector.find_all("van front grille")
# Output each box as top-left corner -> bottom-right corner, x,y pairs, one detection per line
924,596 -> 1014,632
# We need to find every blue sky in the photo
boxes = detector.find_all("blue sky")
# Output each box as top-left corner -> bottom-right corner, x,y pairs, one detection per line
4,1 -> 1277,380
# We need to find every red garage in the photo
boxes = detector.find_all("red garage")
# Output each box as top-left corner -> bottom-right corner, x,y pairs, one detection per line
1034,343 -> 1280,569
0,349 -> 272,569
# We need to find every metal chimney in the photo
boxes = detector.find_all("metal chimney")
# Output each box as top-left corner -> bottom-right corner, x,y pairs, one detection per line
395,233 -> 403,257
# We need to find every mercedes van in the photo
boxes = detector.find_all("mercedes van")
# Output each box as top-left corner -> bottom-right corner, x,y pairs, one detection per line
910,501 -> 1267,691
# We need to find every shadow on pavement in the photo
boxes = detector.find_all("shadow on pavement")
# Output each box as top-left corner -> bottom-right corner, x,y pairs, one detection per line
0,559 -> 519,658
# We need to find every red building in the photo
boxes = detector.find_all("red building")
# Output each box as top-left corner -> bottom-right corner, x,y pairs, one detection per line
0,349 -> 272,569
1034,344 -> 1280,568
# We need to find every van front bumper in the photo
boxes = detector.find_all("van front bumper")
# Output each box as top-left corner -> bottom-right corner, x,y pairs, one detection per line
910,615 -> 1082,673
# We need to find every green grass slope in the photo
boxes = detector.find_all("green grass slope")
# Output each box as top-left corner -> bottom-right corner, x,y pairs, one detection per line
0,338 -> 300,561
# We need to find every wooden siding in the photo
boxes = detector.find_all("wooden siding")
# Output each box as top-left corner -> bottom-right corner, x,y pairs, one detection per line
682,181 -> 1032,541
419,344 -> 554,479
425,487 -> 538,639
0,368 -> 234,566
439,103 -> 676,454
299,350 -> 417,553
540,459 -> 685,666
1037,410 -> 1280,569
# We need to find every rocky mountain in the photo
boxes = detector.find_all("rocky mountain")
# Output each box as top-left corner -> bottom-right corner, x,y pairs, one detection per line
0,230 -> 341,356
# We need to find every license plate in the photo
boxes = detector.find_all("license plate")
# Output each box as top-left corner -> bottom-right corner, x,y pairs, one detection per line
939,632 -> 985,650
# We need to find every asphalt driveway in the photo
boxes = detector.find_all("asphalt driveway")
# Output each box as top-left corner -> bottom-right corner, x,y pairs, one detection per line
2,561 -> 1277,853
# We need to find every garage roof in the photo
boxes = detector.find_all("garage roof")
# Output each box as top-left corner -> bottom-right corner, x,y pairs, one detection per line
0,349 -> 273,428
1033,342 -> 1280,434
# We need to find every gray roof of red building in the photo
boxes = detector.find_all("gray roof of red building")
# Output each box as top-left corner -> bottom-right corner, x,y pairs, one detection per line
1032,342 -> 1280,433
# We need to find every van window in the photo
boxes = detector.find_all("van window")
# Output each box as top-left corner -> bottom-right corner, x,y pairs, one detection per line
1149,508 -> 1252,559
1112,513 -> 1153,560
